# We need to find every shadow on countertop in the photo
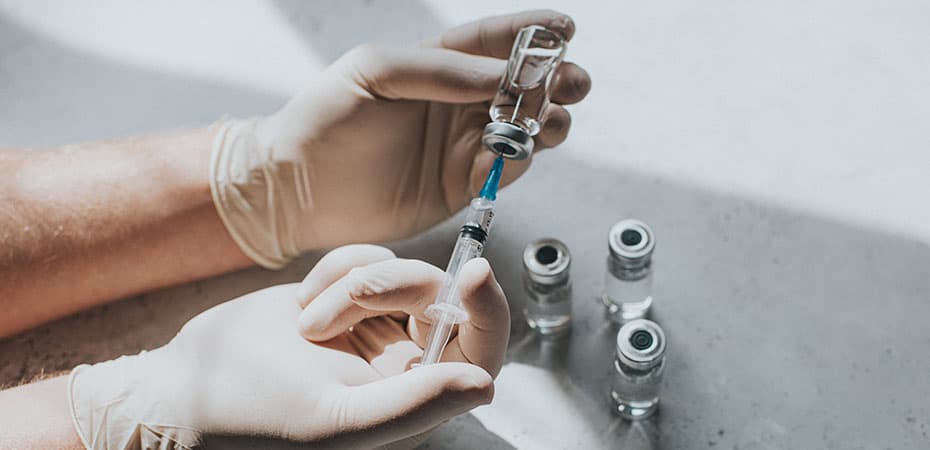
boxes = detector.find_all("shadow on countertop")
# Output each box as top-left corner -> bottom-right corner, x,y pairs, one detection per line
3,131 -> 929,449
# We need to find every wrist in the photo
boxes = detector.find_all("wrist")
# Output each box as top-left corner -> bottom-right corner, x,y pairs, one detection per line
0,376 -> 83,449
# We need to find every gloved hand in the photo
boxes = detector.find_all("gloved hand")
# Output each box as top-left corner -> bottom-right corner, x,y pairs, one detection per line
69,245 -> 509,449
210,10 -> 591,268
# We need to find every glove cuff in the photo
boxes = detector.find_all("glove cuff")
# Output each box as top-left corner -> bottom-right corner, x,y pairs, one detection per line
68,353 -> 201,450
209,118 -> 311,269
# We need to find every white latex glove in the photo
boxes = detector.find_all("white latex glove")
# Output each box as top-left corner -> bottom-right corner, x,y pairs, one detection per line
210,10 -> 591,268
68,245 -> 509,449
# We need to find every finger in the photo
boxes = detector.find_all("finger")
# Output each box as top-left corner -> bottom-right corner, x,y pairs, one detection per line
299,259 -> 444,341
338,44 -> 505,103
406,314 -> 436,349
315,363 -> 492,448
349,317 -> 422,375
440,258 -> 510,377
534,104 -> 572,150
296,244 -> 395,308
549,62 -> 592,105
421,9 -> 575,57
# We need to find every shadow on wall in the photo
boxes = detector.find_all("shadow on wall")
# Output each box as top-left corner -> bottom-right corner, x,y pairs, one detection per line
0,0 -> 449,148
0,15 -> 285,147
272,0 -> 447,63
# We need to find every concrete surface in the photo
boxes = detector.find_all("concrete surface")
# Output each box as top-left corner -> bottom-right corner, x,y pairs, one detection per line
1,1 -> 929,449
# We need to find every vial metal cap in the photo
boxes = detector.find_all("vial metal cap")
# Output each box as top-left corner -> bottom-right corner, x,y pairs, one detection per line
483,122 -> 534,160
522,238 -> 571,285
608,219 -> 655,263
616,319 -> 666,370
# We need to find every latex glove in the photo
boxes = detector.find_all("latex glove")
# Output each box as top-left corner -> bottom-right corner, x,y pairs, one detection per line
68,246 -> 508,449
210,10 -> 591,268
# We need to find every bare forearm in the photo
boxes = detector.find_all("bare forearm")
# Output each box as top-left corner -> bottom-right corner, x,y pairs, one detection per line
0,127 -> 251,337
0,376 -> 82,449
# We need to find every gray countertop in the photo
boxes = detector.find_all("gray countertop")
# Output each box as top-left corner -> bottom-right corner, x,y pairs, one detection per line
4,152 -> 927,449
421,155 -> 930,449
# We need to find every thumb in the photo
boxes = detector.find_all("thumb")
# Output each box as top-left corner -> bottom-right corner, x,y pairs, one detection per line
336,44 -> 505,103
319,363 -> 493,447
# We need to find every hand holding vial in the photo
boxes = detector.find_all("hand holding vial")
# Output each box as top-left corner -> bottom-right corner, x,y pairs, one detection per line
211,11 -> 590,268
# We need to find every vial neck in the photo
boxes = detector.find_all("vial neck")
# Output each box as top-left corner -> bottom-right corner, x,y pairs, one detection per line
608,255 -> 651,279
616,353 -> 664,373
525,275 -> 571,292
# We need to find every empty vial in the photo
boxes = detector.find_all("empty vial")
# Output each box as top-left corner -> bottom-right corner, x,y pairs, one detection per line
610,319 -> 666,420
483,25 -> 567,161
522,238 -> 572,335
603,219 -> 655,324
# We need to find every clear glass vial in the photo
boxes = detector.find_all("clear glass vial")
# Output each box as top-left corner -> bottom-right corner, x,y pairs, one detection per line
483,25 -> 567,161
610,319 -> 666,420
603,219 -> 655,324
522,238 -> 572,336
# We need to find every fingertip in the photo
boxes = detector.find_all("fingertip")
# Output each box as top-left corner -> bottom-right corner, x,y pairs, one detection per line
456,258 -> 498,303
297,308 -> 317,339
463,365 -> 495,404
297,307 -> 335,341
457,258 -> 508,329
331,362 -> 495,443
569,64 -> 592,99
523,10 -> 575,41
551,62 -> 592,105
457,366 -> 495,406
546,11 -> 576,41
429,362 -> 495,406
462,257 -> 494,284
545,105 -> 572,135
452,259 -> 509,378
535,105 -> 572,150
295,283 -> 316,308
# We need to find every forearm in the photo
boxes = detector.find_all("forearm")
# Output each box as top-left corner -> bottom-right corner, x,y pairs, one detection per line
0,376 -> 82,449
0,127 -> 251,338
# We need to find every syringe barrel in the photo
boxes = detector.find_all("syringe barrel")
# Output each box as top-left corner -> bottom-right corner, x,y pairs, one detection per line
464,197 -> 495,236
420,197 -> 495,364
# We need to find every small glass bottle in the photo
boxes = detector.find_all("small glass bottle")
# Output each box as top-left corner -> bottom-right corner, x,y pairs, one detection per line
483,25 -> 567,161
522,238 -> 572,336
603,219 -> 656,324
610,319 -> 666,420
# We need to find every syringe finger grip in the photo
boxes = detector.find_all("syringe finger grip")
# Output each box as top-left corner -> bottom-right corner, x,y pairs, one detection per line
424,303 -> 469,323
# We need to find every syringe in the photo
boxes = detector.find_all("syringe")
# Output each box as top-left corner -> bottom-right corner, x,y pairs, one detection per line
419,156 -> 504,365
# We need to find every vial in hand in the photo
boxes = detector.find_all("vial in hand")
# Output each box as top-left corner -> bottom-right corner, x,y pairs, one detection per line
610,319 -> 666,420
483,25 -> 567,160
603,219 -> 655,324
522,238 -> 572,336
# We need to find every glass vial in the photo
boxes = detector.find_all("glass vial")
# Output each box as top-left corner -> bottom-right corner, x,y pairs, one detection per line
610,319 -> 666,420
603,219 -> 655,324
522,238 -> 572,336
483,25 -> 567,161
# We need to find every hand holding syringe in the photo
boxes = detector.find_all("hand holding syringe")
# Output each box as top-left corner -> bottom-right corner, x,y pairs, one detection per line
420,157 -> 503,365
